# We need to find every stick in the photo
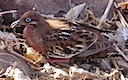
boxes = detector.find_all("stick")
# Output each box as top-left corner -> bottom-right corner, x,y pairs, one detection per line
97,0 -> 114,29
113,44 -> 128,61
0,10 -> 17,15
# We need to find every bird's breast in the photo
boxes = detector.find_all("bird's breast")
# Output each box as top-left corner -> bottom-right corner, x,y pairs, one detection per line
23,26 -> 44,52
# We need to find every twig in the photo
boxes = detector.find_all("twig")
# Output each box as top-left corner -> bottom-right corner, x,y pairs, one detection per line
100,0 -> 114,21
114,2 -> 128,27
7,47 -> 37,65
97,0 -> 114,29
91,57 -> 122,61
102,59 -> 112,70
55,63 -> 71,68
113,44 -> 128,61
0,10 -> 17,15
112,60 -> 125,80
41,14 -> 55,19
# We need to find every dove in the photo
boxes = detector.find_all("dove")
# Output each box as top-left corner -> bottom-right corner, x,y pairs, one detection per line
10,11 -> 111,62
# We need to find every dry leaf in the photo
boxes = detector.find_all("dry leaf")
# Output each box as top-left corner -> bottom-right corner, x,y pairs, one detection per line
117,60 -> 128,70
115,27 -> 128,50
117,1 -> 128,9
0,53 -> 35,79
69,66 -> 99,79
116,27 -> 128,41
5,66 -> 31,80
43,63 -> 69,79
65,3 -> 86,20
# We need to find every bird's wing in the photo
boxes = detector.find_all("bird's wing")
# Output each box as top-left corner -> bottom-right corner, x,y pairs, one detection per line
77,41 -> 111,57
41,25 -> 99,58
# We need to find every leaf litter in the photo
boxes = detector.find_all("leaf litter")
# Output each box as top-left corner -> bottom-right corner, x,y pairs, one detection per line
0,1 -> 128,80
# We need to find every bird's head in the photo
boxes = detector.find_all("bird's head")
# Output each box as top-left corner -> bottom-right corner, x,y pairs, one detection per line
10,11 -> 49,28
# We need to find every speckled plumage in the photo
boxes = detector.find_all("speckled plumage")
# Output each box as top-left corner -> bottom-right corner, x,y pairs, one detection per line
11,11 -> 111,62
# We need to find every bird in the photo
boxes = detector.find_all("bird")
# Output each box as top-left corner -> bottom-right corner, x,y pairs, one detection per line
10,11 -> 111,63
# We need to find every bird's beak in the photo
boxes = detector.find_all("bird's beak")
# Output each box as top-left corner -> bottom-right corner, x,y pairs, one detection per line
10,20 -> 24,28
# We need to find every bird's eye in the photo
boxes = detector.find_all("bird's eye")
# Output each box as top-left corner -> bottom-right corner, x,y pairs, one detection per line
25,17 -> 32,23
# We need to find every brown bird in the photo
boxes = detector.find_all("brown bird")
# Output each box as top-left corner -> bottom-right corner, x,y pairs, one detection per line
10,11 -> 111,62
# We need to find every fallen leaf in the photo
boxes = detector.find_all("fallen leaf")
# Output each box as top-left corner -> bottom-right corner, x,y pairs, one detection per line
65,3 -> 86,20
